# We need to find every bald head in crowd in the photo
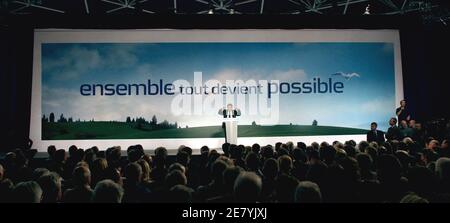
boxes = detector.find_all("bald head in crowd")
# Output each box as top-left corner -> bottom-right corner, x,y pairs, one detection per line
295,181 -> 322,203
233,172 -> 262,203
0,164 -> 4,181
92,179 -> 124,203
13,181 -> 42,203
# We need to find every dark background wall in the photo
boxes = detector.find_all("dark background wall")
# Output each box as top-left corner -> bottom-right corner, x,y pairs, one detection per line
0,15 -> 449,152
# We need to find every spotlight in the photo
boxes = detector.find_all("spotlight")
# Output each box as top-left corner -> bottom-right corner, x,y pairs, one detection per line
229,9 -> 235,14
208,9 -> 214,14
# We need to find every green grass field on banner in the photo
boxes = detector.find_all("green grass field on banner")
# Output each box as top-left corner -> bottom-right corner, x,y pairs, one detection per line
42,122 -> 367,140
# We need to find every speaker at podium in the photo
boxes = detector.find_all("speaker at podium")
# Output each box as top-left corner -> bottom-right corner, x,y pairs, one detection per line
218,104 -> 241,145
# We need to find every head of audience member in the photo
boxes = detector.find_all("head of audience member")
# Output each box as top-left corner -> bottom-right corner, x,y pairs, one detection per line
165,170 -> 187,189
84,150 -> 96,166
127,146 -> 142,163
168,185 -> 195,203
339,156 -> 360,182
297,142 -> 307,151
320,141 -> 329,150
47,145 -> 56,159
124,163 -> 142,185
176,151 -> 190,168
68,145 -> 78,158
90,146 -> 99,155
262,158 -> 279,180
401,120 -> 408,129
278,155 -> 293,175
335,148 -> 347,162
366,146 -> 378,162
286,141 -> 294,151
0,164 -> 3,182
277,147 -> 289,157
295,181 -> 322,203
37,172 -> 62,203
233,172 -> 262,203
13,181 -> 42,203
31,168 -> 50,181
92,179 -> 124,203
230,145 -> 244,160
349,140 -> 357,147
222,143 -> 231,157
245,152 -> 260,172
421,149 -> 438,165
427,139 -> 440,151
275,174 -> 299,203
389,117 -> 397,127
414,122 -> 423,131
305,162 -> 328,187
435,157 -> 450,183
377,154 -> 402,184
409,120 -> 416,128
400,193 -> 428,203
91,158 -> 108,184
261,145 -> 274,160
358,141 -> 370,153
311,142 -> 319,151
308,149 -> 321,165
168,163 -> 186,175
179,146 -> 193,158
211,160 -> 228,184
292,148 -> 307,163
104,167 -> 123,186
107,146 -> 122,165
142,154 -> 153,166
75,149 -> 85,163
344,145 -> 357,158
223,166 -> 242,193
356,153 -> 373,173
320,145 -> 336,165
251,143 -> 261,155
217,154 -> 234,167
200,146 -> 210,154
72,166 -> 91,188
137,159 -> 151,182
275,142 -> 283,152
54,149 -> 67,164
371,122 -> 378,131
154,147 -> 168,168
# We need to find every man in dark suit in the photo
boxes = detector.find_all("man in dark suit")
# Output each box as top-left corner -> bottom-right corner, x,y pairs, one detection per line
396,99 -> 411,124
366,122 -> 385,144
385,117 -> 401,141
218,104 -> 241,144
219,103 -> 241,118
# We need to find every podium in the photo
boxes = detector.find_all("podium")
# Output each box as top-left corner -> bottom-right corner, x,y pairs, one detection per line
223,117 -> 238,144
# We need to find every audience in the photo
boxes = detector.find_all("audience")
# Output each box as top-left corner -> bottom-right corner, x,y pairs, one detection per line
1,119 -> 450,203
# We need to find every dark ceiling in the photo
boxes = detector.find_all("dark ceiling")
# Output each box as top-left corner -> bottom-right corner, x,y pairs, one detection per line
0,0 -> 449,26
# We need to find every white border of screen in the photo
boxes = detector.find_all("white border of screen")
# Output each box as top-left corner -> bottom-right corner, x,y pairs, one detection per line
30,29 -> 404,153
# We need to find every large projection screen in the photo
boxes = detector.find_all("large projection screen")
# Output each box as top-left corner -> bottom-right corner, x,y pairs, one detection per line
30,29 -> 403,152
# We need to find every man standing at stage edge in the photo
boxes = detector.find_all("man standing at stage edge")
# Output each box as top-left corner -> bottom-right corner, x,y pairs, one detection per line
396,100 -> 411,124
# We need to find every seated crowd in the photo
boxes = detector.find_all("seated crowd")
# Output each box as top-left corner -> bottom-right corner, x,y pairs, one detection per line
0,121 -> 450,203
